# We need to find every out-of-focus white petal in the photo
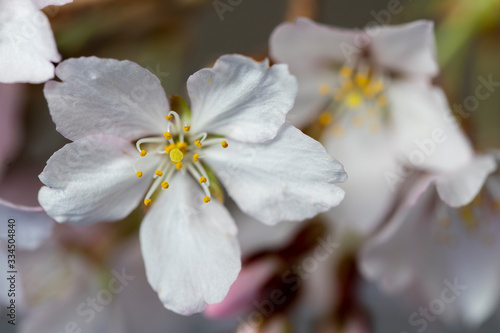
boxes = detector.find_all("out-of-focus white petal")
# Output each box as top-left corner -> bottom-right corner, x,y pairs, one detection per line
321,123 -> 399,237
270,18 -> 357,70
187,54 -> 297,143
140,172 -> 240,315
371,20 -> 439,77
44,57 -> 170,141
0,0 -> 61,83
38,134 -> 158,225
30,0 -> 72,9
0,199 -> 53,250
436,154 -> 497,207
388,81 -> 474,172
203,124 -> 346,225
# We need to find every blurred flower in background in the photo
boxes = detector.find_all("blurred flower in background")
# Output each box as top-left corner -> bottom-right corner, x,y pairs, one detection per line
1,0 -> 500,332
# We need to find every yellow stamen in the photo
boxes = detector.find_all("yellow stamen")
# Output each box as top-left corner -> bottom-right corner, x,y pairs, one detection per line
221,141 -> 228,148
140,150 -> 147,157
318,83 -> 331,96
199,176 -> 207,184
164,132 -> 172,140
155,170 -> 163,177
183,126 -> 191,132
340,66 -> 352,78
370,81 -> 384,94
161,182 -> 169,189
165,143 -> 176,154
166,115 -> 173,121
144,199 -> 152,206
136,171 -> 143,178
176,162 -> 183,170
319,112 -> 333,127
169,148 -> 184,163
193,154 -> 200,162
355,74 -> 369,87
345,91 -> 363,108
203,196 -> 211,203
194,140 -> 202,148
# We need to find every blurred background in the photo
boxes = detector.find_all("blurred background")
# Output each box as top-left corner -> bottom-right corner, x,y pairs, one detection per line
1,0 -> 500,332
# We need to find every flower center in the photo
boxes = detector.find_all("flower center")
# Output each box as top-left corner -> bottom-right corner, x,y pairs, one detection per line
316,62 -> 389,138
133,110 -> 228,206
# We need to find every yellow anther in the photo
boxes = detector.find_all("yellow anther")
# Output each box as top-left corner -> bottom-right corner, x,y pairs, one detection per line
341,80 -> 354,91
139,149 -> 147,157
221,141 -> 228,148
195,140 -> 202,148
161,182 -> 169,189
352,115 -> 365,128
136,171 -> 143,178
370,81 -> 384,94
333,90 -> 344,101
345,91 -> 363,108
165,143 -> 176,154
164,132 -> 172,140
318,83 -> 331,96
176,141 -> 188,150
155,170 -> 163,177
176,162 -> 183,170
340,66 -> 352,78
203,196 -> 211,203
332,124 -> 345,138
355,74 -> 369,87
199,176 -> 207,184
166,115 -> 173,121
183,126 -> 191,132
319,112 -> 333,127
170,148 -> 184,163
193,154 -> 200,162
376,95 -> 388,107
144,199 -> 152,206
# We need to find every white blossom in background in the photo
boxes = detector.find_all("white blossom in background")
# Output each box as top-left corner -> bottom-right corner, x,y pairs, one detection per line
360,153 -> 499,328
0,0 -> 72,84
38,54 -> 347,314
270,18 -> 473,237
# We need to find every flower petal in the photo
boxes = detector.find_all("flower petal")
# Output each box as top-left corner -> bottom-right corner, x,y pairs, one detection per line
31,0 -> 72,9
187,54 -> 297,143
436,154 -> 497,207
371,20 -> 439,77
0,0 -> 61,84
203,124 -> 347,225
38,134 -> 157,225
140,172 -> 241,315
321,123 -> 400,237
44,57 -> 170,141
0,199 -> 53,250
388,81 -> 474,172
270,18 -> 357,70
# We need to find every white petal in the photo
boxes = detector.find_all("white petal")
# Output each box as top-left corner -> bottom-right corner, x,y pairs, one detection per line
0,0 -> 60,83
44,57 -> 170,141
140,172 -> 241,315
0,199 -> 53,250
270,18 -> 358,70
31,0 -> 72,9
436,154 -> 497,207
371,20 -> 439,76
38,134 -> 158,225
188,54 -> 297,143
203,124 -> 347,225
321,123 -> 400,237
388,81 -> 474,172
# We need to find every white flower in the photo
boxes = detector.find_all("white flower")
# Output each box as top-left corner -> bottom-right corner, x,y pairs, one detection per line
38,55 -> 347,314
0,0 -> 72,84
360,154 -> 499,328
270,18 -> 473,236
